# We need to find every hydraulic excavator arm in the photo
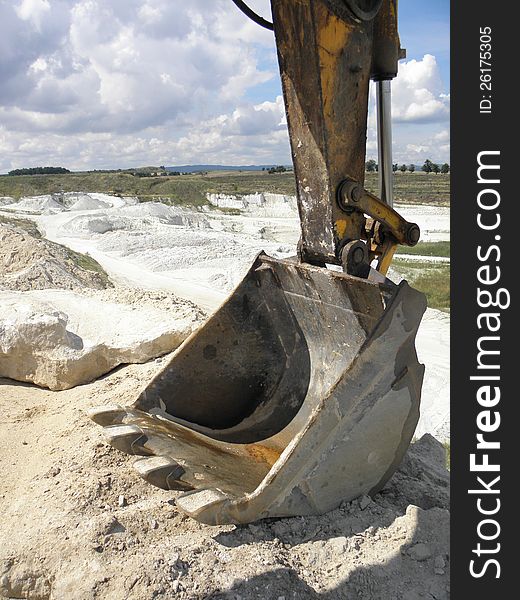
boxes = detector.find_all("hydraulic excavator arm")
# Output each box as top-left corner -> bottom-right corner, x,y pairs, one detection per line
89,0 -> 427,525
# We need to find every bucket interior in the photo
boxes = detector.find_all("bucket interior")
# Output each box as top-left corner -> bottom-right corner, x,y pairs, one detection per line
135,255 -> 388,446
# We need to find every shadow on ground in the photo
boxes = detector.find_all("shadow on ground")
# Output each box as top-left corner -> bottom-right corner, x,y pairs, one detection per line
208,506 -> 449,599
203,436 -> 450,600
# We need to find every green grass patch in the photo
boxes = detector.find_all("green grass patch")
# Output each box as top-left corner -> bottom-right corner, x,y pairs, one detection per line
66,248 -> 106,275
0,170 -> 450,206
396,241 -> 450,257
55,243 -> 112,288
385,172 -> 450,206
393,258 -> 450,312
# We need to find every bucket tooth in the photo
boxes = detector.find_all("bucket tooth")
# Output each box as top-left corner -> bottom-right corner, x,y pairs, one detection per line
133,456 -> 194,491
175,489 -> 229,522
88,405 -> 127,426
103,424 -> 150,456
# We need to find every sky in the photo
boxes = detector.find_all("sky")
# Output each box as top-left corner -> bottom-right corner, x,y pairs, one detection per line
0,0 -> 450,173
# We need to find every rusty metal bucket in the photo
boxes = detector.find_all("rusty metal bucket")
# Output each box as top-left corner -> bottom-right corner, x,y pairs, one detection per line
89,252 -> 426,525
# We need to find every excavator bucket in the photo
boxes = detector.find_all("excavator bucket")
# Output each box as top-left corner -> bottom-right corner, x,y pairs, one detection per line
90,0 -> 427,525
89,252 -> 426,525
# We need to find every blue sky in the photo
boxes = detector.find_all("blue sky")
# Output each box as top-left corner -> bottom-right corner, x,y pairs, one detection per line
391,0 -> 450,164
0,0 -> 450,172
242,0 -> 451,166
400,0 -> 450,86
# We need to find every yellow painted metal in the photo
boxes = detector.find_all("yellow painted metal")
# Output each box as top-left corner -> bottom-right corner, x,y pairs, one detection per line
271,0 -> 373,265
357,189 -> 411,245
376,242 -> 397,275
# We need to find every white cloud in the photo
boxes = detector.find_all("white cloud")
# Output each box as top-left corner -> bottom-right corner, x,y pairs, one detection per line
392,54 -> 449,123
368,54 -> 449,128
0,1 -> 449,172
15,0 -> 51,31
365,55 -> 450,164
365,125 -> 450,165
1,1 -> 274,135
400,126 -> 451,163
0,95 -> 290,171
434,129 -> 450,143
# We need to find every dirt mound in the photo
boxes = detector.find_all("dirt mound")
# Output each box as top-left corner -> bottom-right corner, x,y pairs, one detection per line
0,360 -> 449,600
1,192 -> 139,215
0,222 -> 111,291
69,195 -> 111,211
8,195 -> 65,213
83,286 -> 206,318
0,220 -> 209,391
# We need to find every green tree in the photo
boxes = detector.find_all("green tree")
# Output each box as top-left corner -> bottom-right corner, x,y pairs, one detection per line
8,166 -> 70,176
365,159 -> 377,172
432,163 -> 440,174
392,163 -> 398,172
441,163 -> 450,174
422,159 -> 434,173
408,164 -> 416,173
399,164 -> 407,172
268,165 -> 287,174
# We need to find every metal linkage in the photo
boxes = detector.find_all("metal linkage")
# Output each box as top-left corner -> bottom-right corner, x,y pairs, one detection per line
338,178 -> 420,274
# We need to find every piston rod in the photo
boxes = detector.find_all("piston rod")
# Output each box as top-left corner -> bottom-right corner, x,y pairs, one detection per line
376,79 -> 393,207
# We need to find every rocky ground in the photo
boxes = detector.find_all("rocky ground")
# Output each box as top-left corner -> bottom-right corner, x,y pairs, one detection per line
0,193 -> 450,441
0,359 -> 449,600
0,192 -> 450,598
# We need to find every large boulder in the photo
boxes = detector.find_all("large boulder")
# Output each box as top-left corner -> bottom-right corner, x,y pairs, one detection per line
0,289 -> 199,390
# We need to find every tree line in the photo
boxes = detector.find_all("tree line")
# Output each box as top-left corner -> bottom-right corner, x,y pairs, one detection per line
7,166 -> 71,176
365,159 -> 449,174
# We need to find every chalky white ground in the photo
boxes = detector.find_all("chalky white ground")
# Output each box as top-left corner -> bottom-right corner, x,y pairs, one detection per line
0,193 -> 450,599
1,192 -> 449,441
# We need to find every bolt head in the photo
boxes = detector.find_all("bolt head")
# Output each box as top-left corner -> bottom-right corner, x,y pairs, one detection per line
406,224 -> 420,246
351,185 -> 362,202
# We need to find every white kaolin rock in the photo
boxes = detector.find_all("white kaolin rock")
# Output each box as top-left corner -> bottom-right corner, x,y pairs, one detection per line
0,290 -> 196,390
